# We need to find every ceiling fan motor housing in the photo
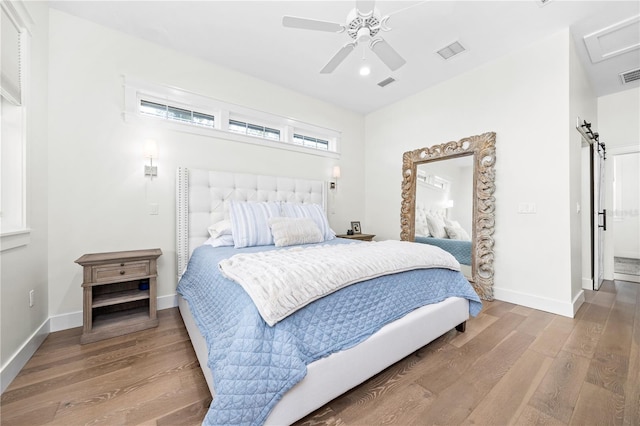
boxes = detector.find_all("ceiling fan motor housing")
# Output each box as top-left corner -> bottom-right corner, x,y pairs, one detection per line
346,8 -> 381,40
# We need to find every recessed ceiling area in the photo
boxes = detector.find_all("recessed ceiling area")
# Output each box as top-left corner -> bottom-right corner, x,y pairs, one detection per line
48,1 -> 640,114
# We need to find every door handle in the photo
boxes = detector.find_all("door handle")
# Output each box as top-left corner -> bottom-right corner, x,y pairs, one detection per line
598,209 -> 607,231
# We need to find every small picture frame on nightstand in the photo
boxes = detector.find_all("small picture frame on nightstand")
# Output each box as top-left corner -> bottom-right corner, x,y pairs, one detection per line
350,221 -> 361,234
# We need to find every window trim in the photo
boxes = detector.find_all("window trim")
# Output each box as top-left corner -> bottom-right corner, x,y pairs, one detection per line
123,76 -> 341,159
1,0 -> 32,251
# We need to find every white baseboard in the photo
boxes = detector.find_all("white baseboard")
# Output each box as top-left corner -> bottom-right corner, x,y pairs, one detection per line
582,277 -> 593,290
1,318 -> 49,393
614,272 -> 640,283
493,287 -> 584,318
1,294 -> 179,394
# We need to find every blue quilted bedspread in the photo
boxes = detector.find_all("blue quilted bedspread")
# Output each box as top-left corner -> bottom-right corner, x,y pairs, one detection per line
177,239 -> 482,425
415,236 -> 472,266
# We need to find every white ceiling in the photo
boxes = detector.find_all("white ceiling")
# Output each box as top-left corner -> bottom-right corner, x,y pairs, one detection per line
49,0 -> 640,114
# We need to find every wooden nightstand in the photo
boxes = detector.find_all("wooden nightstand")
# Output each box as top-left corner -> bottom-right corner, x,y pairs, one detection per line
75,248 -> 162,344
336,233 -> 376,241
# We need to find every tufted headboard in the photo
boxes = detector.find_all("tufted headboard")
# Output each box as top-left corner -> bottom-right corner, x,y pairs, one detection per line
415,203 -> 446,236
176,167 -> 327,278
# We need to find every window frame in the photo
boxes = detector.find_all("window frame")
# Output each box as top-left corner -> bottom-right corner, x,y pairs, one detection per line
1,0 -> 32,252
123,76 -> 341,159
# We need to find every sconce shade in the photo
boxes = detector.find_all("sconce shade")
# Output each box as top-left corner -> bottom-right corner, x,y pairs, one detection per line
144,139 -> 158,159
332,166 -> 341,179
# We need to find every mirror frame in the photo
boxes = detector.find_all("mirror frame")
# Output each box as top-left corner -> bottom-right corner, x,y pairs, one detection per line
401,132 -> 496,300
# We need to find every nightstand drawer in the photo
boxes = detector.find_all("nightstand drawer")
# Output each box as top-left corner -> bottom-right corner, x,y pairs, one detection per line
92,261 -> 150,283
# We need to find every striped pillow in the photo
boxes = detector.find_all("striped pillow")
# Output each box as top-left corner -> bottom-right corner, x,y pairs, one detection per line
229,200 -> 281,248
280,202 -> 335,241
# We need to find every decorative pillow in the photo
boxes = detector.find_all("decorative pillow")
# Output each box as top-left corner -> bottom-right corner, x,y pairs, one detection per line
229,200 -> 281,248
203,234 -> 234,247
426,213 -> 448,239
445,225 -> 471,241
415,224 -> 430,237
268,217 -> 323,247
208,219 -> 232,239
280,202 -> 335,241
444,218 -> 461,229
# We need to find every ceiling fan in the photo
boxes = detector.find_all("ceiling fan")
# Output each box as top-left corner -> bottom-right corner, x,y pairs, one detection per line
282,0 -> 407,74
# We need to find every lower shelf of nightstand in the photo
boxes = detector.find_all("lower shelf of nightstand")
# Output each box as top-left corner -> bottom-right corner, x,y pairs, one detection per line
81,307 -> 158,344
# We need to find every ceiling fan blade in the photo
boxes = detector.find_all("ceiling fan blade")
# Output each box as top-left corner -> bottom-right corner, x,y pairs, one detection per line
356,0 -> 376,16
320,43 -> 356,74
282,16 -> 344,32
370,38 -> 406,71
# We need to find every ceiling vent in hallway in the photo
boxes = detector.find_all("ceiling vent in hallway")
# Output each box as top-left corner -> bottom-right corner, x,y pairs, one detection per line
620,68 -> 640,84
436,41 -> 466,60
377,77 -> 396,88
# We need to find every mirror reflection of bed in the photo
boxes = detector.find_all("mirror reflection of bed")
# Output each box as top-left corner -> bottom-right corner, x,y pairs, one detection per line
414,155 -> 474,278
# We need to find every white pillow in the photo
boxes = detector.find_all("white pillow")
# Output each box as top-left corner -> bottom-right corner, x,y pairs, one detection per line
415,224 -> 430,237
229,200 -> 281,248
280,202 -> 335,241
445,225 -> 471,241
444,218 -> 461,229
268,217 -> 323,247
208,219 -> 232,239
203,234 -> 234,247
426,213 -> 448,239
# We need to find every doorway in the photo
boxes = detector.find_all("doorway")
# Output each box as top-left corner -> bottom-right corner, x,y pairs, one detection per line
612,151 -> 640,283
578,118 -> 606,291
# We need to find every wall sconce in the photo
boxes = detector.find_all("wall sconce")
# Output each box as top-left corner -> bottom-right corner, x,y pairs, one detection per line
330,165 -> 341,190
444,199 -> 454,217
144,139 -> 158,179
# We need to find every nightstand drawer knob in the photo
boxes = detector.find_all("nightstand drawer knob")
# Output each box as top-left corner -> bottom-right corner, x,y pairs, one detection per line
120,263 -> 125,267
120,270 -> 125,275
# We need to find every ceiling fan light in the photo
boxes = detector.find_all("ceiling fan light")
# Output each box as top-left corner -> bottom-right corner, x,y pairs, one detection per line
359,64 -> 371,76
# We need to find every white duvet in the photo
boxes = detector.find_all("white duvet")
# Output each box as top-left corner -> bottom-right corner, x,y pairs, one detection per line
218,240 -> 461,326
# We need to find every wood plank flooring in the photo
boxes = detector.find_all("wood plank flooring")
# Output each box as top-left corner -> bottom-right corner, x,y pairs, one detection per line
1,280 -> 638,425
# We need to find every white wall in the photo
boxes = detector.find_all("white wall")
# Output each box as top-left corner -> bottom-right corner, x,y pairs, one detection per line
365,30 -> 589,316
569,35 -> 596,297
598,87 -> 640,276
0,1 -> 49,391
46,10 -> 365,320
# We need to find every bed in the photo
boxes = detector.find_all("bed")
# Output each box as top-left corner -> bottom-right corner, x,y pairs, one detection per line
175,167 -> 482,425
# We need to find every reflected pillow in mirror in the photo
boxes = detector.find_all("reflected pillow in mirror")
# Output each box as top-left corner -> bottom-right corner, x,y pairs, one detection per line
426,214 -> 448,239
445,225 -> 471,241
415,224 -> 430,237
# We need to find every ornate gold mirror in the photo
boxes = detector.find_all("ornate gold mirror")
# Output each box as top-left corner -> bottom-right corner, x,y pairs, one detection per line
401,132 -> 496,300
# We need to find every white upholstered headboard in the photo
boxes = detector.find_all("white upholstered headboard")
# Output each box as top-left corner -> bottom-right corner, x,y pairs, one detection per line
415,203 -> 446,235
176,167 -> 327,277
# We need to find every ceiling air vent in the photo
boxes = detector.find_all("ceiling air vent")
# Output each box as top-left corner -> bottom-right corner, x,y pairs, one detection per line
378,77 -> 396,88
436,41 -> 466,60
620,68 -> 640,84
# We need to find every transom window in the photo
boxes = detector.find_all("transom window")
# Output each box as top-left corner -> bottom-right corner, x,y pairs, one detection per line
124,76 -> 340,158
229,119 -> 280,141
140,100 -> 215,128
293,134 -> 329,151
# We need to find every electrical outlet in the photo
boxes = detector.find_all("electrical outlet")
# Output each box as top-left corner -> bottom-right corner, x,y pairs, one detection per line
29,290 -> 35,307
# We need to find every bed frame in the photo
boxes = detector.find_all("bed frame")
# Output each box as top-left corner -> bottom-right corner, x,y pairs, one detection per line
175,167 -> 469,425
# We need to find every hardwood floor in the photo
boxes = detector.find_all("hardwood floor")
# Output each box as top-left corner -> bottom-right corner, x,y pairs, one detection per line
2,280 -> 638,425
